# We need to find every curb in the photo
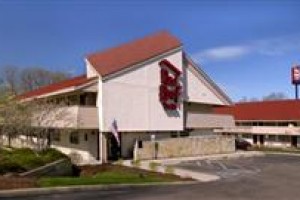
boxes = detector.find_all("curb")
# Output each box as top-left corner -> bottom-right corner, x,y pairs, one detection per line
0,181 -> 197,198
263,151 -> 300,156
152,151 -> 266,165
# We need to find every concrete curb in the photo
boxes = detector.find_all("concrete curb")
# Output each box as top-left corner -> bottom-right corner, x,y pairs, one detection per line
0,181 -> 197,198
144,151 -> 266,165
263,151 -> 300,156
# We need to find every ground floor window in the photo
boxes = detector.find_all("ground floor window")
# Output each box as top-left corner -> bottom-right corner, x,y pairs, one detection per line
278,135 -> 290,143
52,131 -> 60,142
70,131 -> 79,144
170,132 -> 178,138
267,135 -> 277,142
180,131 -> 190,137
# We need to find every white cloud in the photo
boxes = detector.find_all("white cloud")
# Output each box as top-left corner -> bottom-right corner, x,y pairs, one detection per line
193,46 -> 251,62
192,34 -> 300,63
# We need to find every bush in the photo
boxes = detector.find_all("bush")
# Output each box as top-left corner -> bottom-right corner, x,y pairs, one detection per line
131,159 -> 141,167
0,148 -> 68,174
40,148 -> 67,163
164,166 -> 174,174
0,159 -> 25,174
149,162 -> 160,171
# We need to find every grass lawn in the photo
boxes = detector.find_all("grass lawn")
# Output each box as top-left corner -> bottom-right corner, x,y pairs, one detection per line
38,164 -> 188,187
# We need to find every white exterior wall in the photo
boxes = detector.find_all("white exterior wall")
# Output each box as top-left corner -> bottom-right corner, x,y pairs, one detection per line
185,64 -> 224,105
85,59 -> 99,78
101,50 -> 184,132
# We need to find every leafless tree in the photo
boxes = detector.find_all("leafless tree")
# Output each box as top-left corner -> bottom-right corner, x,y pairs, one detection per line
262,92 -> 288,101
20,67 -> 70,92
0,66 -> 70,94
2,66 -> 19,95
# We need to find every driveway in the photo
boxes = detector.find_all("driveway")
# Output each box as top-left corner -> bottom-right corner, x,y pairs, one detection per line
3,154 -> 300,200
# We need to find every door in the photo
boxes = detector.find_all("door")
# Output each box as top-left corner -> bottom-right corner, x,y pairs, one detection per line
259,135 -> 265,145
291,136 -> 297,147
253,135 -> 258,144
107,133 -> 121,161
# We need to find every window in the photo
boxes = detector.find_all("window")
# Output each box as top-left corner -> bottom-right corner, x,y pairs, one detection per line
278,135 -> 290,143
268,135 -> 277,142
84,133 -> 88,141
170,132 -> 178,138
52,131 -> 60,142
180,131 -> 190,137
70,131 -> 79,144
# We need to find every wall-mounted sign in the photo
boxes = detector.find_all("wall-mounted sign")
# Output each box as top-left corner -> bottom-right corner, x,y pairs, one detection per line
292,66 -> 300,85
159,59 -> 181,110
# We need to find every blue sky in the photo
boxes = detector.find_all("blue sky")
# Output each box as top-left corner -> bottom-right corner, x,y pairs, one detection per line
0,0 -> 300,101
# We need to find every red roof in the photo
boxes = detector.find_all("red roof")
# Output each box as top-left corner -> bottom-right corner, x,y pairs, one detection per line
214,100 -> 300,121
86,31 -> 182,77
18,75 -> 95,100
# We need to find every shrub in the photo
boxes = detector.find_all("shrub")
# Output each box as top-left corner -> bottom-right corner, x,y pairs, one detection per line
40,148 -> 68,163
131,159 -> 141,167
149,162 -> 160,171
115,158 -> 124,165
0,148 -> 68,174
0,159 -> 25,174
164,166 -> 174,174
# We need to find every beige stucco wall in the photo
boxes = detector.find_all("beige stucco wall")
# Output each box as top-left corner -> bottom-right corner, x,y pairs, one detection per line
135,135 -> 235,160
185,63 -> 225,105
51,131 -> 99,165
0,135 -> 42,149
185,103 -> 213,113
33,106 -> 98,129
101,50 -> 184,132
120,132 -> 173,158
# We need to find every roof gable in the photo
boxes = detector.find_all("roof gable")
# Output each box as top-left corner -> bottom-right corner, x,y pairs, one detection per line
86,31 -> 181,77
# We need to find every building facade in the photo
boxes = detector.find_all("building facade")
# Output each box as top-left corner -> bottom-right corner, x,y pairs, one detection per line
215,100 -> 300,148
13,31 -> 234,164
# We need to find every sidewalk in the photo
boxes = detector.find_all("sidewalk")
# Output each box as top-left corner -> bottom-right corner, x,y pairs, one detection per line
121,151 -> 265,182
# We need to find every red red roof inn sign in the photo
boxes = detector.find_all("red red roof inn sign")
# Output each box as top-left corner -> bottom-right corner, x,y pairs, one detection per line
159,59 -> 181,110
292,65 -> 300,99
292,65 -> 300,85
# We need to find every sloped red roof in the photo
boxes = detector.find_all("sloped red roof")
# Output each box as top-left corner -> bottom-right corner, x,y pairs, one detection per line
18,75 -> 95,100
214,100 -> 300,121
86,31 -> 182,77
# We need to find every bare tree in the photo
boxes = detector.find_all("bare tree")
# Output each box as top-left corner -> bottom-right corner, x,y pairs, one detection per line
2,66 -> 19,95
20,68 -> 70,92
0,66 -> 70,94
262,92 -> 288,101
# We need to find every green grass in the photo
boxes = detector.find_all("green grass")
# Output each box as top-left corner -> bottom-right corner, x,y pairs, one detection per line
38,171 -> 174,187
0,148 -> 67,174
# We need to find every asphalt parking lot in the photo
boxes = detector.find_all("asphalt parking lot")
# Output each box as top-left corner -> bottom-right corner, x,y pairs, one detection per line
3,154 -> 300,200
170,154 -> 266,179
